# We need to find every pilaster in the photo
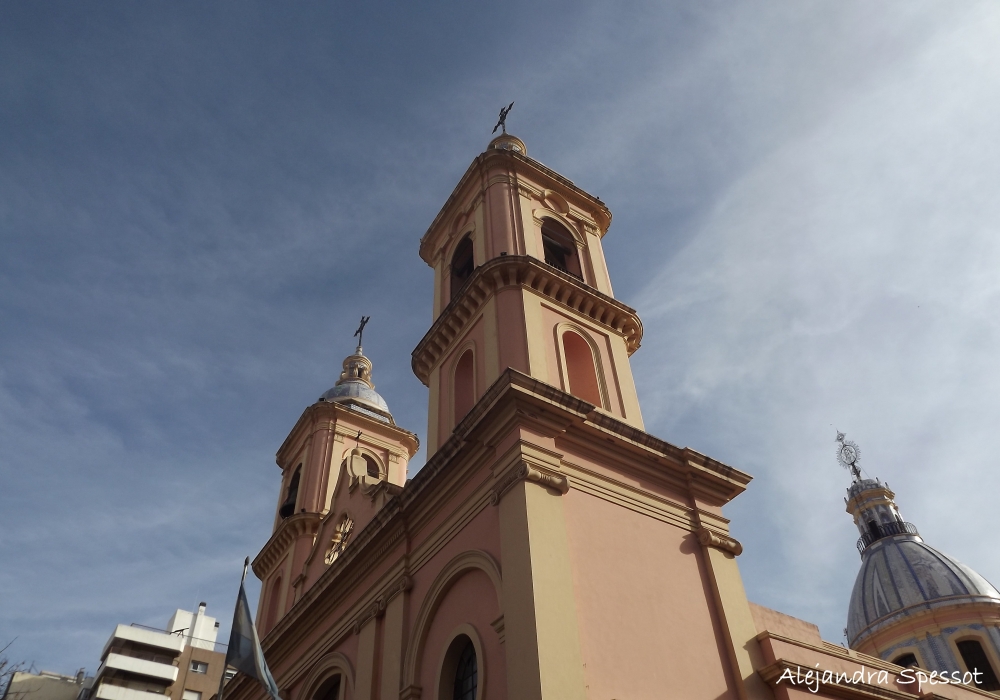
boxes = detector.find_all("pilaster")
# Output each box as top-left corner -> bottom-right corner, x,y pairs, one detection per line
696,527 -> 774,700
497,470 -> 586,700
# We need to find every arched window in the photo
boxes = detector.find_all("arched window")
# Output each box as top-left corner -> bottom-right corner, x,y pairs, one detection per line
453,349 -> 475,423
892,653 -> 918,668
957,640 -> 1000,690
312,675 -> 341,700
562,330 -> 602,406
278,466 -> 301,519
265,577 -> 282,632
363,454 -> 380,479
450,236 -> 475,301
452,639 -> 477,700
541,220 -> 582,280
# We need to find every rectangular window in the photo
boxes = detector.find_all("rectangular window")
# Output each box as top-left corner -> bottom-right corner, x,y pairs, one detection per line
182,692 -> 202,700
189,661 -> 209,674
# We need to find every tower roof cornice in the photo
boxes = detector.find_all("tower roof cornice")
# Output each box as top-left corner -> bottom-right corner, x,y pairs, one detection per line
275,400 -> 420,469
419,141 -> 612,266
410,254 -> 642,385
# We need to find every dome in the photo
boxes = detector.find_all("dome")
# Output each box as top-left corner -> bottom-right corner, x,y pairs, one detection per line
847,535 -> 1000,645
488,133 -> 527,155
320,381 -> 389,413
319,346 -> 394,424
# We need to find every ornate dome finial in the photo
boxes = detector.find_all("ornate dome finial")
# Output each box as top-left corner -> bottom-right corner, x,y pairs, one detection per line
836,431 -> 862,482
336,348 -> 374,389
319,319 -> 394,424
488,133 -> 526,155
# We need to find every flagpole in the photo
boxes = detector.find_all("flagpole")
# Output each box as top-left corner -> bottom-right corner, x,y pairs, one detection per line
217,557 -> 250,700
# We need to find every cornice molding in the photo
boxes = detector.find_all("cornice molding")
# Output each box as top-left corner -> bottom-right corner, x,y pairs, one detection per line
275,402 -> 419,468
252,513 -> 323,578
411,255 -> 642,384
419,146 -> 612,265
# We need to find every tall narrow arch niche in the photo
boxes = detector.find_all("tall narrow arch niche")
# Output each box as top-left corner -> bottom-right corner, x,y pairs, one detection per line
560,328 -> 606,408
450,235 -> 475,302
453,348 -> 475,424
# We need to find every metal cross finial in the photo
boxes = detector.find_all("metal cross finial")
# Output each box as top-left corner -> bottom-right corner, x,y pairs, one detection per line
492,101 -> 514,135
355,430 -> 362,449
354,315 -> 370,346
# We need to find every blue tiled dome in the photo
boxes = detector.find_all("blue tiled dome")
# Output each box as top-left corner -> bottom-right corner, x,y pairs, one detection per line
847,536 -> 1000,645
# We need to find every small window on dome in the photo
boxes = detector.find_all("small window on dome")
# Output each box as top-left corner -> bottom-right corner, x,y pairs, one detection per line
957,640 -> 1000,691
893,653 -> 918,668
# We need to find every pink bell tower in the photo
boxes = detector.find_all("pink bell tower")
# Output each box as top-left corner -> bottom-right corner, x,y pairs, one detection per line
413,133 -> 645,456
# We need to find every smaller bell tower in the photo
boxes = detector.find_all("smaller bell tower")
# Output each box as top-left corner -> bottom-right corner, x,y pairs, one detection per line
252,340 -> 419,636
413,134 -> 645,455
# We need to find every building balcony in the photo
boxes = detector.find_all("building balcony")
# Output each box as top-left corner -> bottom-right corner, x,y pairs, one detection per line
100,626 -> 185,661
857,521 -> 919,554
97,654 -> 178,683
94,683 -> 169,700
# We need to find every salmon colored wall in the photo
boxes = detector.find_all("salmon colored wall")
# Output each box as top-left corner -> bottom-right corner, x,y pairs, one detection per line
555,437 -> 692,511
538,303 -> 625,418
563,488 -> 737,700
285,633 -> 360,700
415,569 -> 505,700
406,485 -> 504,576
436,317 -> 485,446
494,289 -> 529,377
485,165 -> 515,257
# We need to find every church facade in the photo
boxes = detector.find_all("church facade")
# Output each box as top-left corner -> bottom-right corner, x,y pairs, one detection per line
221,134 -> 999,700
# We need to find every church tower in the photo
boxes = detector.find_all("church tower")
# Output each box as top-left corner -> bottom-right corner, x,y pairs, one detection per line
252,341 -> 419,636
412,133 -> 644,455
235,132 -> 774,700
841,435 -> 1000,692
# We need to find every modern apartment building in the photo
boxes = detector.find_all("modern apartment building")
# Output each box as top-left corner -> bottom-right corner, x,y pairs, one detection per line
91,604 -> 225,700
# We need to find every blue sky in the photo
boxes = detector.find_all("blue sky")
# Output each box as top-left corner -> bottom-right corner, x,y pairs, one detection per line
3,0 -> 1000,675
